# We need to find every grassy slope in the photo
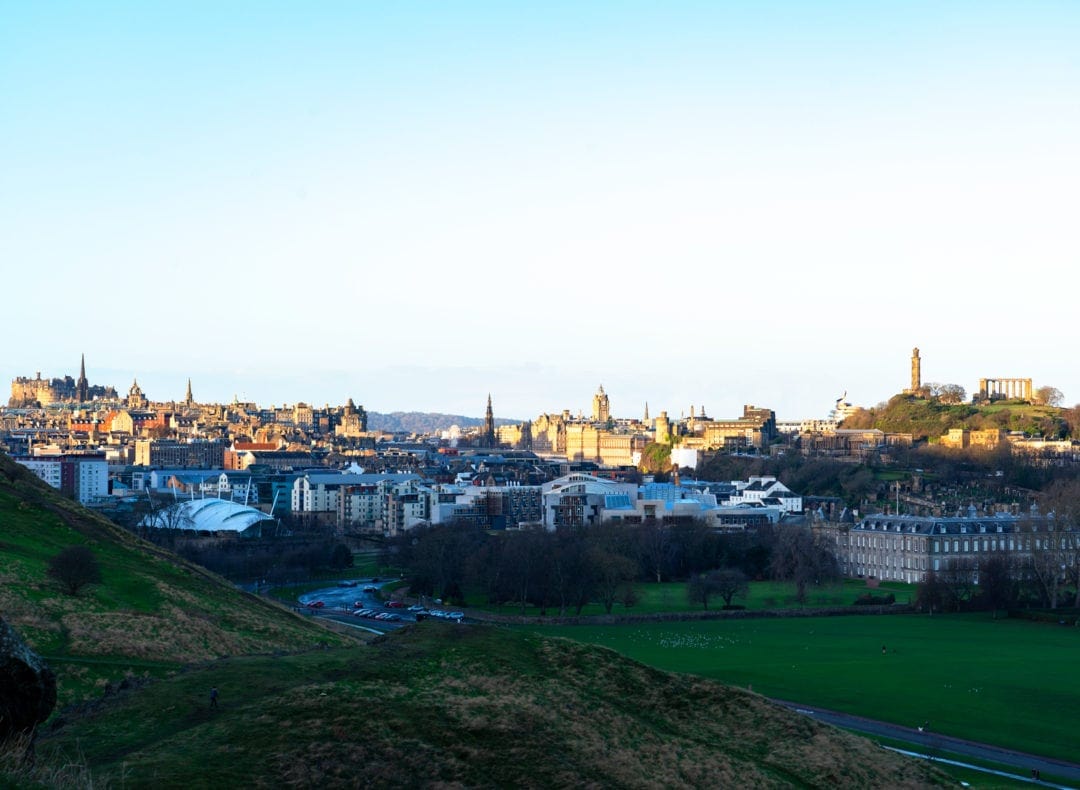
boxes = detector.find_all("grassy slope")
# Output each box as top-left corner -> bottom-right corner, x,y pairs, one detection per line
850,394 -> 1064,439
0,453 -> 353,705
40,623 -> 949,789
529,613 -> 1080,762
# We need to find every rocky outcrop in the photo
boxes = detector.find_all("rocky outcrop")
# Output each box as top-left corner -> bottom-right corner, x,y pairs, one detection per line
0,617 -> 57,740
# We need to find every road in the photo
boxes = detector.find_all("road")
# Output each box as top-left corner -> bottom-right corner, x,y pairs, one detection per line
776,699 -> 1080,786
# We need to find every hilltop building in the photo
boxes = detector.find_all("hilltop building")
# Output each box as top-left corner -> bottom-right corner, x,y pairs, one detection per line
9,356 -> 117,406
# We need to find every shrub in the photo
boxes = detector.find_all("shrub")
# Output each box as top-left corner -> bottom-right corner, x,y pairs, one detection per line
47,546 -> 102,596
854,592 -> 895,606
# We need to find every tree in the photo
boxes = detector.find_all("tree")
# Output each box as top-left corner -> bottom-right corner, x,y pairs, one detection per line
977,555 -> 1018,614
769,527 -> 839,603
328,543 -> 353,570
1035,480 -> 1080,608
637,522 -> 676,583
687,568 -> 748,610
1062,404 -> 1080,439
1035,386 -> 1064,407
937,384 -> 967,404
148,500 -> 195,532
940,558 -> 977,611
915,569 -> 947,614
589,547 -> 637,614
47,546 -> 102,596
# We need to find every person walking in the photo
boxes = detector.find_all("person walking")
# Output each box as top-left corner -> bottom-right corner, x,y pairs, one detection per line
210,687 -> 219,708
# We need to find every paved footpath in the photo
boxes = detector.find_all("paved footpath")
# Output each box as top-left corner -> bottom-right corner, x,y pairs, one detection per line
775,699 -> 1080,786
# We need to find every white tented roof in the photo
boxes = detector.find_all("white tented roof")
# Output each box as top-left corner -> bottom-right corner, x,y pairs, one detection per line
142,498 -> 274,533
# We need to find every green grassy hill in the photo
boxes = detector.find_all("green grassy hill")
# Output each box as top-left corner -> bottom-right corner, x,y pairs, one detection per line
36,623 -> 949,789
0,453 -> 352,706
842,394 -> 1067,439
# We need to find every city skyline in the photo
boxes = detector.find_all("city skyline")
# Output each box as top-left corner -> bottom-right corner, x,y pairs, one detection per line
4,3 -> 1078,419
4,347 -> 1070,423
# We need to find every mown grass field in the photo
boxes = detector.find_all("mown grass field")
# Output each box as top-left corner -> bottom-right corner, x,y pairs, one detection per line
35,624 -> 950,789
527,613 -> 1080,763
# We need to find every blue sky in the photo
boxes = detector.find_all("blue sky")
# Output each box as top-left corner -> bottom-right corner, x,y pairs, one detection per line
3,2 -> 1078,420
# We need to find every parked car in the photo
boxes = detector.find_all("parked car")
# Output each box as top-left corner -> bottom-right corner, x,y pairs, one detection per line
354,609 -> 373,617
407,604 -> 426,612
305,601 -> 325,609
448,612 -> 464,621
384,613 -> 403,622
362,585 -> 377,594
374,613 -> 390,620
386,600 -> 406,608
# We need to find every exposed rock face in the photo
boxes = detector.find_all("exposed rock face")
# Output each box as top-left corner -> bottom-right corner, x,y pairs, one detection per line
0,617 -> 57,739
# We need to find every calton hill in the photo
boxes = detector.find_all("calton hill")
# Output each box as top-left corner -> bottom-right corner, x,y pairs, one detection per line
5,382 -> 1080,787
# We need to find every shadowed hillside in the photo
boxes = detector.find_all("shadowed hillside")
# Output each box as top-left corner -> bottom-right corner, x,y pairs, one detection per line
39,623 -> 950,789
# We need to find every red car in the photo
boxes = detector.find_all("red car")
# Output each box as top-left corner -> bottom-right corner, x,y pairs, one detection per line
386,600 -> 406,608
305,600 -> 325,609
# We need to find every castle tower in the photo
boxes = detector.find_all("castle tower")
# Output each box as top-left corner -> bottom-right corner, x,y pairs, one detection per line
910,347 -> 922,393
591,385 -> 610,423
76,353 -> 89,403
483,394 -> 496,447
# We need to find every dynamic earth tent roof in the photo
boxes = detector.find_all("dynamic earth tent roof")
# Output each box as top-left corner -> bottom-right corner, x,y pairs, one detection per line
140,498 -> 274,534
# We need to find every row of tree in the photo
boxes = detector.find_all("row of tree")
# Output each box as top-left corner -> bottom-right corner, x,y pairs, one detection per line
384,519 -> 839,614
918,552 -> 1080,614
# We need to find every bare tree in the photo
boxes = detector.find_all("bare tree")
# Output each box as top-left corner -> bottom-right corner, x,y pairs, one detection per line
1035,386 -> 1064,407
147,499 -> 195,531
916,569 -> 947,614
637,522 -> 675,583
937,384 -> 967,404
688,568 -> 748,610
1034,481 -> 1080,608
769,526 -> 838,603
940,557 -> 977,611
589,547 -> 637,614
47,546 -> 102,596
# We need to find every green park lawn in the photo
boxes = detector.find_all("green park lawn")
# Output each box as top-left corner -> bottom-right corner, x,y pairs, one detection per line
527,612 -> 1080,763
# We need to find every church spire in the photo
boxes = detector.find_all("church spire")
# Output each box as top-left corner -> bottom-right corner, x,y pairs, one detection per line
76,353 -> 89,402
185,378 -> 194,405
483,393 -> 496,447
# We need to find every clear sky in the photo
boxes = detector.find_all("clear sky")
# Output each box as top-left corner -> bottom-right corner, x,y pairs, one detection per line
3,2 -> 1078,421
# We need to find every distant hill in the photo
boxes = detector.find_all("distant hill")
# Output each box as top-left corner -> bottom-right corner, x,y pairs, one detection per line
841,393 -> 1070,440
0,453 -> 351,708
369,411 -> 520,434
37,624 -> 948,788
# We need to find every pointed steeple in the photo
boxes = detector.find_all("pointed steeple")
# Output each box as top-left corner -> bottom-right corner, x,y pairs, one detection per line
76,353 -> 89,402
643,402 -> 650,422
483,393 -> 496,447
185,378 -> 194,405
